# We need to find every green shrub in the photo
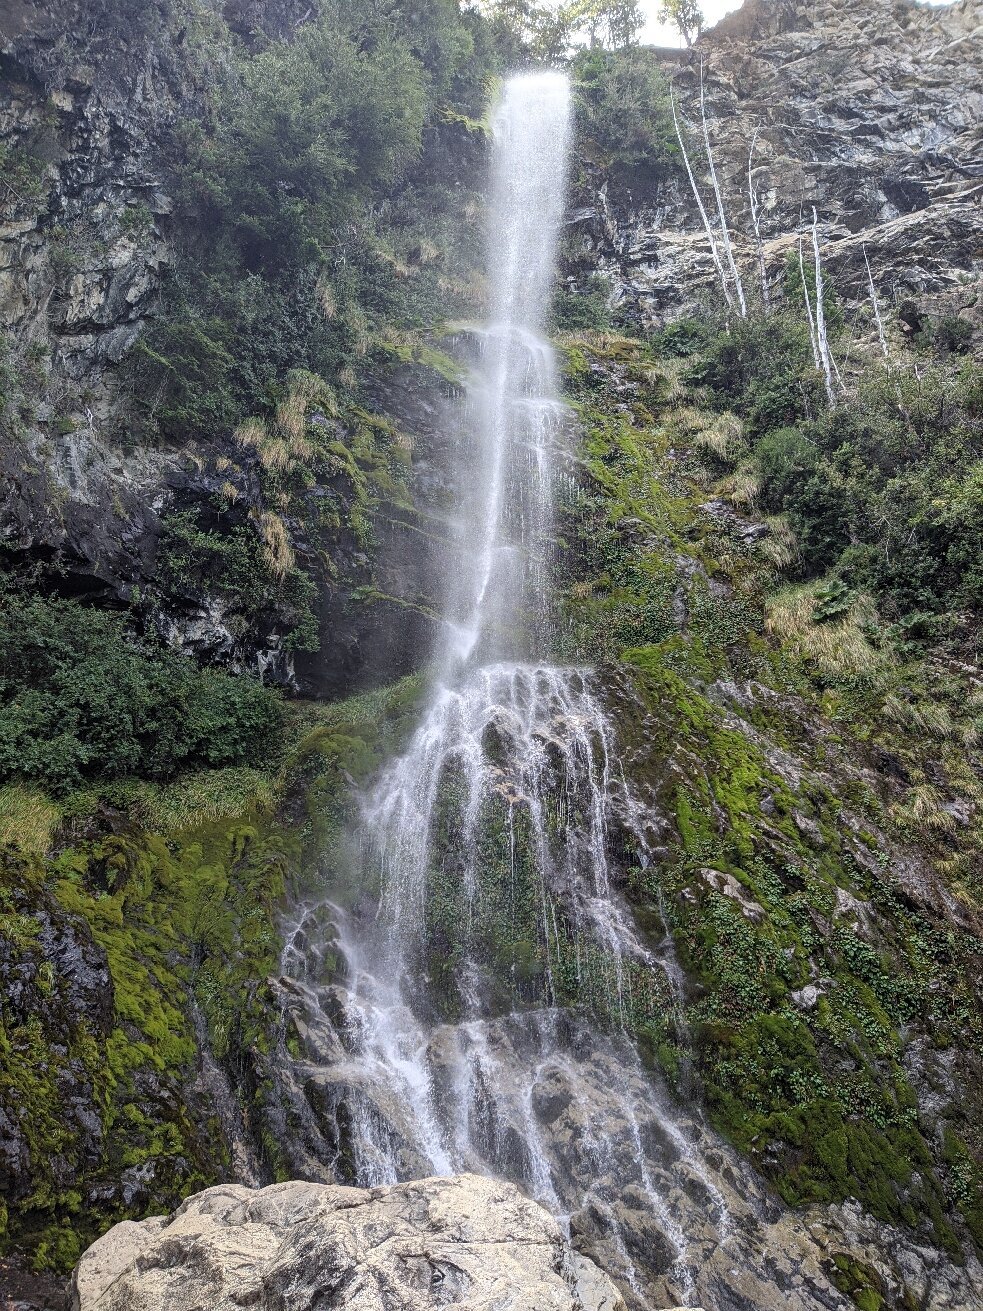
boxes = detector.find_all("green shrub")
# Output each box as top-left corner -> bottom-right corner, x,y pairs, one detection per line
0,593 -> 281,794
934,315 -> 973,355
551,274 -> 614,332
573,46 -> 675,173
687,311 -> 820,438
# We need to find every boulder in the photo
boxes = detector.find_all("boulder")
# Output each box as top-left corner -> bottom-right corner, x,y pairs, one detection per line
71,1173 -> 628,1311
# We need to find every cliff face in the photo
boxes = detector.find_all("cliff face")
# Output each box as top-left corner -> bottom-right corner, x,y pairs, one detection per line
0,1 -> 186,613
0,0 -> 460,693
3,0 -> 979,691
571,0 -> 983,333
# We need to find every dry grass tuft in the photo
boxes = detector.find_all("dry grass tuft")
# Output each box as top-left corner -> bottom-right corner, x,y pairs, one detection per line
883,693 -> 956,740
659,359 -> 688,405
693,411 -> 745,461
664,405 -> 706,440
234,416 -> 266,450
892,783 -> 957,835
148,768 -> 276,834
414,238 -> 441,266
259,510 -> 295,578
0,786 -> 61,857
276,392 -> 306,444
316,274 -> 336,319
758,515 -> 798,569
719,466 -> 761,509
766,584 -> 881,677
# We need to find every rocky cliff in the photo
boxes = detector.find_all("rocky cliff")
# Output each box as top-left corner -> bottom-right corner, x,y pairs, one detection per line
0,0 -> 467,693
2,1 -> 983,1309
4,0 -> 980,690
570,0 -> 983,335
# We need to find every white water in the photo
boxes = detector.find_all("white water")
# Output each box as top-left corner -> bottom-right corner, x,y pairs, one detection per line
279,71 -> 732,1309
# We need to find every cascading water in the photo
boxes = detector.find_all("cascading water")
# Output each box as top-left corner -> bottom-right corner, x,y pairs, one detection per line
277,71 -> 739,1311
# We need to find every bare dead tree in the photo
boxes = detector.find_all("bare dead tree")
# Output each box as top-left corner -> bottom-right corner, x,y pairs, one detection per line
700,60 -> 746,317
863,245 -> 890,359
799,233 -> 822,373
812,208 -> 843,400
670,85 -> 733,310
747,127 -> 770,311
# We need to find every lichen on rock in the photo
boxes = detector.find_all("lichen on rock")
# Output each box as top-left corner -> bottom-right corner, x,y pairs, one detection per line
70,1174 -> 627,1311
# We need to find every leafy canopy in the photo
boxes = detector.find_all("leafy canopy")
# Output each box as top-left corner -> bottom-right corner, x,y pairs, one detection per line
0,593 -> 282,795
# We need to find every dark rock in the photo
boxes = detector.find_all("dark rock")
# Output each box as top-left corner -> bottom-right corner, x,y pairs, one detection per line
570,0 -> 983,336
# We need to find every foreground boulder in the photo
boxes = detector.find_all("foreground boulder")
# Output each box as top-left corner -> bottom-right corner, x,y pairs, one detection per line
71,1173 -> 628,1311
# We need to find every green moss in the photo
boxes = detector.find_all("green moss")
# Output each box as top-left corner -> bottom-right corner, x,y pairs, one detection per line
0,796 -> 296,1270
829,1253 -> 886,1311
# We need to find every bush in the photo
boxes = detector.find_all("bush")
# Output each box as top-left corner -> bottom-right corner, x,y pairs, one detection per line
573,47 -> 675,173
934,315 -> 973,355
688,311 -> 820,438
689,314 -> 983,623
0,593 -> 282,795
551,274 -> 614,332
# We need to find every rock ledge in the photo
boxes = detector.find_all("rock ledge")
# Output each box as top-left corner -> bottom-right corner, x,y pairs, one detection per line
71,1173 -> 631,1311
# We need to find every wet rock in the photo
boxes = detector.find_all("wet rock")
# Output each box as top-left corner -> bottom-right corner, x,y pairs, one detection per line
697,867 -> 765,922
71,1174 -> 627,1311
573,0 -> 983,333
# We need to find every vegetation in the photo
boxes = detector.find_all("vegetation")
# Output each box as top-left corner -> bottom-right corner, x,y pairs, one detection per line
682,311 -> 983,627
482,0 -> 645,62
0,592 -> 281,796
0,671 -> 426,1271
2,0 -> 982,1288
135,0 -> 495,444
573,46 -> 677,174
554,291 -> 983,1260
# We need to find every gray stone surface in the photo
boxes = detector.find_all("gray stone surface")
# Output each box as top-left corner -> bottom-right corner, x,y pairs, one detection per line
71,1174 -> 627,1311
569,0 -> 983,334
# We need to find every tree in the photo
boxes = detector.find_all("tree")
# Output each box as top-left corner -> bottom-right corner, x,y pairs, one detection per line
486,0 -> 641,53
658,0 -> 704,46
575,0 -> 644,48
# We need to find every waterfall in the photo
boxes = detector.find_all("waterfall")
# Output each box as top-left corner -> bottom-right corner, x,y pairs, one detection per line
442,70 -> 571,669
278,71 -> 735,1311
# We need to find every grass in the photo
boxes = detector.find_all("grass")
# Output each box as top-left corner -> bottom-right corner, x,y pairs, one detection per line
692,410 -> 746,462
146,768 -> 276,832
758,515 -> 798,570
0,787 -> 61,857
765,583 -> 882,678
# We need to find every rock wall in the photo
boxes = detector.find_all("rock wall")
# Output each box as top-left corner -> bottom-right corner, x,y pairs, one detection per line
570,0 -> 983,332
5,0 -> 979,690
70,1174 -> 630,1311
0,0 -> 458,694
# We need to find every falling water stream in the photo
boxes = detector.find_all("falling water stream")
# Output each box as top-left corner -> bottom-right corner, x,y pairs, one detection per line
278,72 -> 735,1310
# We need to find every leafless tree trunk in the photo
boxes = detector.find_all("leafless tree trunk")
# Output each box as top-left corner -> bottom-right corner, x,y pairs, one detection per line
811,209 -> 837,404
799,234 -> 822,373
700,61 -> 746,317
747,127 -> 770,311
863,245 -> 890,359
670,85 -> 733,309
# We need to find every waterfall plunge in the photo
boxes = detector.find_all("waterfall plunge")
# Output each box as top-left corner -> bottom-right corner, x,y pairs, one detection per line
443,70 -> 572,669
279,72 -> 733,1311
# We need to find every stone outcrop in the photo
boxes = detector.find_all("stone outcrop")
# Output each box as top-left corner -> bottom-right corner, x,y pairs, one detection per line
570,0 -> 983,332
71,1174 -> 628,1311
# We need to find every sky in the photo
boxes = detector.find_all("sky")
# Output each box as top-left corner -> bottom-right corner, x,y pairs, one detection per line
639,0 -> 743,47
